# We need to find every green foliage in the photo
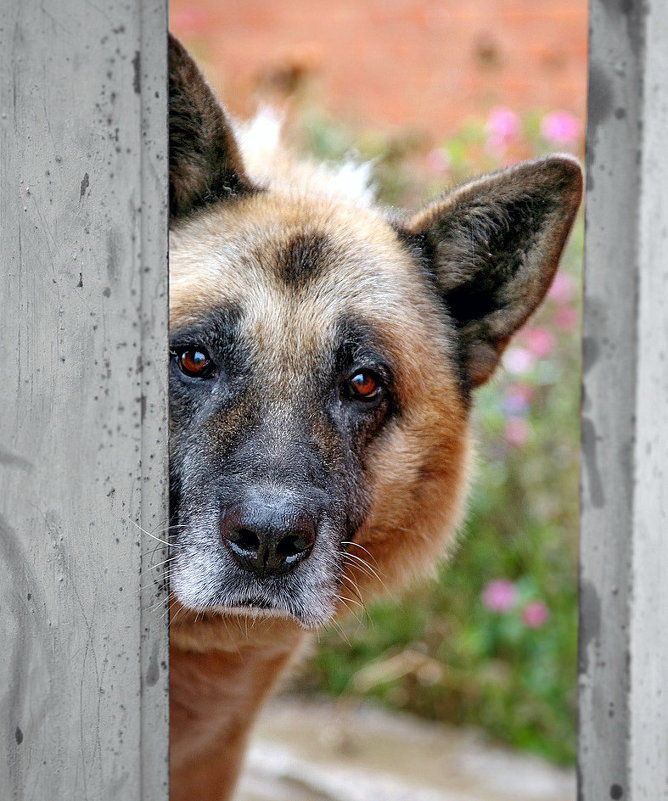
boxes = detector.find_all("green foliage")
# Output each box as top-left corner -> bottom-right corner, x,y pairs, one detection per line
291,106 -> 583,765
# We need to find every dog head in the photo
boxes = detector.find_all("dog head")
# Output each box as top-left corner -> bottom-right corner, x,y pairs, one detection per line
167,36 -> 582,629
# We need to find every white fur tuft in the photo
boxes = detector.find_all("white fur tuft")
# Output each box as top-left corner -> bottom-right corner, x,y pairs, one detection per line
235,107 -> 376,207
233,106 -> 284,167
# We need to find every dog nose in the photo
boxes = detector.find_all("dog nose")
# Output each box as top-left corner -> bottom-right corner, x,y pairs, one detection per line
220,502 -> 317,578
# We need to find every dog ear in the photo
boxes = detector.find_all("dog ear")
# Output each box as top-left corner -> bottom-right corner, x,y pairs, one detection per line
169,34 -> 255,220
404,155 -> 582,388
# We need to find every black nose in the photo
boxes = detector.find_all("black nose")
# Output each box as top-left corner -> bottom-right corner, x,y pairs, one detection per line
220,499 -> 317,578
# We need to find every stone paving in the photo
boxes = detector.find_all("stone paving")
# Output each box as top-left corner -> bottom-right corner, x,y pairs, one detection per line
236,697 -> 575,801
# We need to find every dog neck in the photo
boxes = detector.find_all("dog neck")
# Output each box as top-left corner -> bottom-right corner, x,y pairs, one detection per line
170,604 -> 307,801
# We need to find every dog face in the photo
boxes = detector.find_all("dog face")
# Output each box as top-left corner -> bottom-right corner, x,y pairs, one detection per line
167,36 -> 582,629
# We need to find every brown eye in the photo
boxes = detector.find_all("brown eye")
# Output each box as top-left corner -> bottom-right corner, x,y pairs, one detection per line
347,371 -> 383,401
173,347 -> 214,378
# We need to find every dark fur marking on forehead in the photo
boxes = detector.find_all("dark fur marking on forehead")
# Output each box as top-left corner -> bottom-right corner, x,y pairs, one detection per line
278,232 -> 332,286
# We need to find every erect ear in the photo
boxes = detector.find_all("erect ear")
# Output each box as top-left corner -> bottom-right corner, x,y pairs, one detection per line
403,155 -> 583,388
168,34 -> 255,220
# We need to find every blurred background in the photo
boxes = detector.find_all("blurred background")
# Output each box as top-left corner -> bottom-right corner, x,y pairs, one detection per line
170,2 -> 586,799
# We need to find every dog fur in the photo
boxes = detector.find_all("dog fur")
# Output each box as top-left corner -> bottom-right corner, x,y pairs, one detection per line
167,34 -> 582,801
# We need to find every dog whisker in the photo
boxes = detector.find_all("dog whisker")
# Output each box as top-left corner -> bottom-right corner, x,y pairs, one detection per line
132,520 -> 173,548
339,571 -> 364,603
143,556 -> 178,573
343,551 -> 381,582
327,615 -> 352,647
341,540 -> 379,565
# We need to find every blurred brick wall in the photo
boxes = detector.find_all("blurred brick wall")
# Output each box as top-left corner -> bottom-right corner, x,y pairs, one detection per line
170,0 -> 587,141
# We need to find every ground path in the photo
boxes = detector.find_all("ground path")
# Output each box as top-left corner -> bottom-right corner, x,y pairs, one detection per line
236,697 -> 575,801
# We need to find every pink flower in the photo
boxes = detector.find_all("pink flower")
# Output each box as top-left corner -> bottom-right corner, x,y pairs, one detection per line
485,107 -> 520,151
503,386 -> 530,417
482,579 -> 518,613
514,383 -> 534,403
502,346 -> 536,375
505,418 -> 531,446
540,111 -> 581,146
426,147 -> 450,174
523,327 -> 555,359
548,272 -> 575,304
554,304 -> 578,332
522,601 -> 550,628
504,384 -> 534,417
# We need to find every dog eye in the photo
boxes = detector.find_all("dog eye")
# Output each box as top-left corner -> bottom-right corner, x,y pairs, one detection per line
346,370 -> 383,401
172,347 -> 215,379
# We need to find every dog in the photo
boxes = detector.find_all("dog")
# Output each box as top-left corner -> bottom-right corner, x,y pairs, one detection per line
166,34 -> 582,801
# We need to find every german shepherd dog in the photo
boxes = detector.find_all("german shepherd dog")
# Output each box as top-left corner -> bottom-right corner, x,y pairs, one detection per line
167,35 -> 582,801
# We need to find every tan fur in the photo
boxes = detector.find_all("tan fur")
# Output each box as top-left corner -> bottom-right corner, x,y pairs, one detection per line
170,607 -> 306,801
